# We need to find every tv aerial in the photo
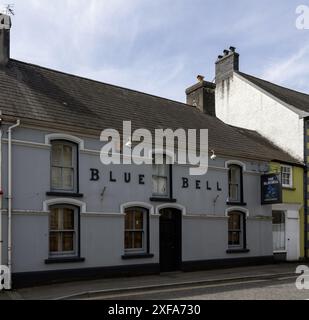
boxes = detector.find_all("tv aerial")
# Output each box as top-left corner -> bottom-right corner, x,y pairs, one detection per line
0,4 -> 15,16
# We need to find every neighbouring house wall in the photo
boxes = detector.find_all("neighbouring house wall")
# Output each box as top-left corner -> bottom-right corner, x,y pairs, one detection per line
270,162 -> 305,258
215,73 -> 304,161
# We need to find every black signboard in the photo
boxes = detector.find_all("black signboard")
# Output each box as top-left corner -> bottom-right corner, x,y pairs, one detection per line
261,174 -> 282,205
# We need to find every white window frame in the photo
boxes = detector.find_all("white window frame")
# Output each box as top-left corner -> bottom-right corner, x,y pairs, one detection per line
281,165 -> 293,188
152,153 -> 172,198
124,207 -> 149,254
272,210 -> 286,253
49,205 -> 79,258
51,140 -> 77,192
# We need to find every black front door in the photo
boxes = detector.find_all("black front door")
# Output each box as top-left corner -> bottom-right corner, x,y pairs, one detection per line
159,208 -> 182,272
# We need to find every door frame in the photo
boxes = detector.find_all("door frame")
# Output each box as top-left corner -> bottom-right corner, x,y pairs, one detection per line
272,203 -> 302,261
157,204 -> 184,271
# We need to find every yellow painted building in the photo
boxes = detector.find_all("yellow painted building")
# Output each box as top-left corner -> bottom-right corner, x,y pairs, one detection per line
269,162 -> 304,261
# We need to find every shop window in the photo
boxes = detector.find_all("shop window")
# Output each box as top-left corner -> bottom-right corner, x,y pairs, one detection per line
124,207 -> 149,254
49,206 -> 79,257
272,211 -> 286,252
51,140 -> 77,192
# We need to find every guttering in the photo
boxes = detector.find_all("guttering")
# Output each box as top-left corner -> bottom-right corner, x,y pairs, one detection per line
7,119 -> 20,289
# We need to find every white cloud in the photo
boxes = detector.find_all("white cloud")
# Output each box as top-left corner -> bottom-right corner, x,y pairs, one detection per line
261,44 -> 309,93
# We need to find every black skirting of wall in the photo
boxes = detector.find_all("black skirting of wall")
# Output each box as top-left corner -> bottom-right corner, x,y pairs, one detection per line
12,256 -> 275,289
181,256 -> 274,272
273,253 -> 287,262
12,263 -> 160,289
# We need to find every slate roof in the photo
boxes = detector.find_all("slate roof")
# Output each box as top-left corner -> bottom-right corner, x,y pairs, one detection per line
231,126 -> 302,166
0,59 -> 302,165
237,71 -> 309,114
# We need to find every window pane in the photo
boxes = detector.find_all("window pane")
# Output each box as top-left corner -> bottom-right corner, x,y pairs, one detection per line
153,176 -> 167,195
125,231 -> 134,249
229,165 -> 241,202
62,232 -> 74,251
63,209 -> 74,230
52,144 -> 62,166
62,168 -> 74,189
134,211 -> 144,230
229,213 -> 241,230
50,232 -> 61,252
272,211 -> 286,251
229,184 -> 239,202
134,232 -> 143,249
50,209 -> 60,230
51,167 -> 62,189
63,145 -> 73,167
229,232 -> 240,246
125,212 -> 134,230
158,164 -> 168,176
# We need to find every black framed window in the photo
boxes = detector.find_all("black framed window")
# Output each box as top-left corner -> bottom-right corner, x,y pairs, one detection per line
49,205 -> 79,258
228,164 -> 243,203
228,211 -> 246,249
51,140 -> 78,192
124,207 -> 149,254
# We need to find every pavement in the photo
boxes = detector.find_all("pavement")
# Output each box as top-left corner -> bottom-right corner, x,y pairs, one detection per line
0,262 -> 304,300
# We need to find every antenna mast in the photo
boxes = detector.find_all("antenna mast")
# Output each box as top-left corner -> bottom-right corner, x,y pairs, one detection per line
0,4 -> 15,15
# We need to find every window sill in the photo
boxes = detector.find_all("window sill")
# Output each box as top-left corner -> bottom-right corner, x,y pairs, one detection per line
150,197 -> 177,203
282,186 -> 296,191
45,257 -> 85,264
226,249 -> 250,254
226,202 -> 247,206
122,253 -> 154,260
46,192 -> 84,198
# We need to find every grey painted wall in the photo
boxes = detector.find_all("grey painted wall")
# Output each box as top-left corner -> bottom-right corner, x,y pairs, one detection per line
0,125 -> 273,273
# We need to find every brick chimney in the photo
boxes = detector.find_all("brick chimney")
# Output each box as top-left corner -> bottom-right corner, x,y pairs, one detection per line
215,46 -> 239,83
186,75 -> 216,117
0,13 -> 11,68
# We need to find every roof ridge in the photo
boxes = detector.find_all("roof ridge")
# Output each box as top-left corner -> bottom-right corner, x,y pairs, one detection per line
236,71 -> 309,98
9,58 -> 198,111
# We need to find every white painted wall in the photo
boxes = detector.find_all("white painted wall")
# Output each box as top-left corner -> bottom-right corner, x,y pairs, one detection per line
215,73 -> 304,161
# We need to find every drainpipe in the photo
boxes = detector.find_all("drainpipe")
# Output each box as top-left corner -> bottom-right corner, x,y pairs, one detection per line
304,119 -> 308,260
0,112 -> 2,270
7,119 -> 20,289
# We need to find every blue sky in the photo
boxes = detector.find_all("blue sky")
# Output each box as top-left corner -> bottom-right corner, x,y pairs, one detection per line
3,0 -> 309,102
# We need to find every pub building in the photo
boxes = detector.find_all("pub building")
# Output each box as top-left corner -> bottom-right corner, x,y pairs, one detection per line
0,14 -> 302,288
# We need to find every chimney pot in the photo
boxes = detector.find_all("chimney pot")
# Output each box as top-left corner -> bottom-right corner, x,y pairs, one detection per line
215,47 -> 240,83
197,75 -> 205,83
